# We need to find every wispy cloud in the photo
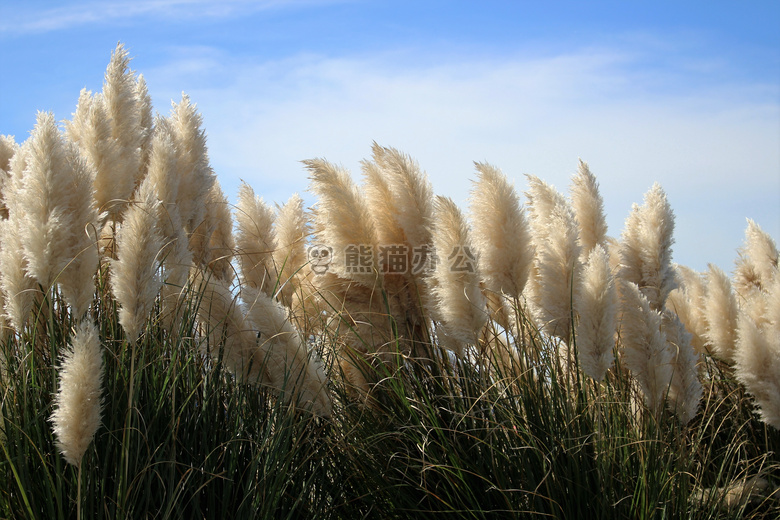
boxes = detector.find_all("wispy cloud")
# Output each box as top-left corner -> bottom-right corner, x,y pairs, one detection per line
143,46 -> 779,272
0,0 -> 340,34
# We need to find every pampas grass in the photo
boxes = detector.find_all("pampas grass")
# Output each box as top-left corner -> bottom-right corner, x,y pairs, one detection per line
704,263 -> 739,362
662,309 -> 702,424
570,159 -> 608,258
111,180 -> 165,344
430,196 -> 487,354
16,113 -> 94,290
5,44 -> 780,519
51,320 -> 104,466
619,280 -> 674,414
575,245 -> 617,381
272,193 -> 308,308
470,162 -> 534,299
235,181 -> 277,295
667,265 -> 708,354
619,183 -> 677,311
100,44 -> 147,219
242,286 -> 331,417
525,175 -> 581,341
305,157 -> 379,287
734,310 -> 780,428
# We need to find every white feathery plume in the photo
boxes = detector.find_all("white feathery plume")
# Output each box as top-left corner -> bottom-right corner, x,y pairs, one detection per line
430,196 -> 487,354
470,162 -> 534,299
56,151 -> 100,319
0,134 -> 19,219
50,320 -> 104,467
525,175 -> 581,340
167,95 -> 216,236
765,275 -> 780,336
111,179 -> 165,344
362,157 -> 406,248
17,112 -> 99,303
242,286 -> 332,417
189,180 -> 233,281
373,143 -> 434,250
192,269 -> 262,380
734,310 -> 780,429
619,183 -> 677,311
666,265 -> 708,354
0,218 -> 38,332
235,181 -> 277,295
569,159 -> 608,258
574,245 -> 617,381
0,134 -> 15,173
305,158 -> 379,287
619,281 -> 674,414
0,143 -> 38,331
525,175 -> 569,242
135,73 -> 154,174
66,89 -> 124,219
144,122 -> 192,325
734,219 -> 778,299
273,193 -> 309,308
204,181 -> 235,283
662,310 -> 702,424
703,264 -> 739,362
101,43 -> 145,215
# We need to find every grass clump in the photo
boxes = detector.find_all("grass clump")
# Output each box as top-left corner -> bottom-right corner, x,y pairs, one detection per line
1,43 -> 779,519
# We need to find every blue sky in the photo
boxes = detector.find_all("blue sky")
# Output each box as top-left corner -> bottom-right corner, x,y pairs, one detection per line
1,0 -> 778,273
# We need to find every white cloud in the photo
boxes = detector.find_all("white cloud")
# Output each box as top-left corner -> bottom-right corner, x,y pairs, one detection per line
144,47 -> 779,272
0,0 -> 341,34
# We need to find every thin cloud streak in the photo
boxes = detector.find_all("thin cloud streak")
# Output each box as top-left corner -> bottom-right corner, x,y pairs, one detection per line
0,0 -> 341,35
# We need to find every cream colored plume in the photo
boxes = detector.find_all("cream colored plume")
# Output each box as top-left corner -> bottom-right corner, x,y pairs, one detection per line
193,270 -> 263,380
143,125 -> 192,326
0,135 -> 17,218
703,264 -> 739,362
101,43 -> 147,216
235,181 -> 277,295
16,112 -> 99,310
525,175 -> 581,340
0,134 -> 15,173
662,310 -> 702,424
305,158 -> 379,287
111,180 -> 165,344
619,281 -> 674,414
430,196 -> 487,354
51,320 -> 104,467
569,159 -> 608,258
273,194 -> 309,308
666,265 -> 708,354
619,183 -> 677,311
574,245 -> 617,381
469,162 -> 533,299
0,143 -> 39,331
242,286 -> 332,417
362,157 -> 405,248
734,219 -> 778,300
204,181 -> 235,283
167,95 -> 216,236
66,89 -> 124,219
0,218 -> 38,332
135,74 -> 154,172
734,310 -> 780,428
189,180 -> 234,283
371,144 -> 434,250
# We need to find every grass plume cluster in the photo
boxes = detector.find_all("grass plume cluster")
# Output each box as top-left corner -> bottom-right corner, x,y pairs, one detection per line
1,44 -> 779,519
